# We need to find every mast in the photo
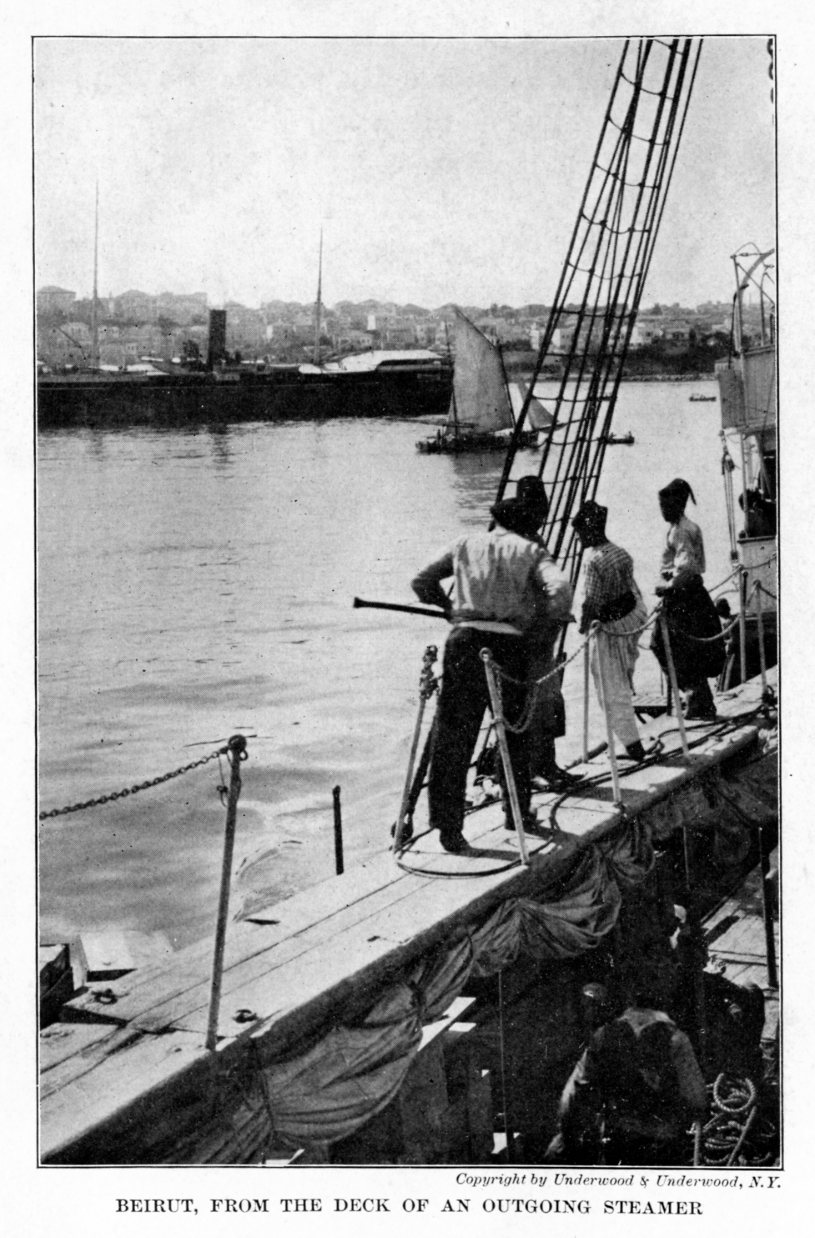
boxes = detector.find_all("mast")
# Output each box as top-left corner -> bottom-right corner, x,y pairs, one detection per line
445,318 -> 459,439
91,181 -> 99,370
313,229 -> 323,366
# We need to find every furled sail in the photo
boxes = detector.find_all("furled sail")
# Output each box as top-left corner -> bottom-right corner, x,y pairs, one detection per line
447,308 -> 515,433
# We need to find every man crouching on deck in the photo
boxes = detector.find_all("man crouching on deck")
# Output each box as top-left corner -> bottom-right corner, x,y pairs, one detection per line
411,476 -> 572,853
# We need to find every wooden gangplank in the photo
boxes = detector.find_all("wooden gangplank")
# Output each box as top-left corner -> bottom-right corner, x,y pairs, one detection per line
40,671 -> 775,1163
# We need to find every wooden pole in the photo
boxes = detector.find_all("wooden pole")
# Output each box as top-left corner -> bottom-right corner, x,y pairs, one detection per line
738,567 -> 748,685
206,734 -> 247,1052
591,625 -> 622,804
393,646 -> 437,852
582,636 -> 591,763
755,582 -> 768,692
332,786 -> 344,874
757,822 -> 778,989
658,613 -> 690,758
393,702 -> 427,853
680,822 -> 708,1071
481,650 -> 529,866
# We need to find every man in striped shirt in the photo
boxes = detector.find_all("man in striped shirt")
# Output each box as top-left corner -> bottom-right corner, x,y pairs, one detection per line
572,500 -> 648,762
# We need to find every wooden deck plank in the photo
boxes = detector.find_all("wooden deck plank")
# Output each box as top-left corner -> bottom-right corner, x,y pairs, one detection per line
67,848 -> 416,1024
41,1031 -> 207,1162
40,1022 -> 121,1075
128,873 -> 443,1033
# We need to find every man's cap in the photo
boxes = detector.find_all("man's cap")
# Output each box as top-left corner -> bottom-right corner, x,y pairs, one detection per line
659,477 -> 696,505
514,475 -> 548,509
572,499 -> 608,534
490,474 -> 549,533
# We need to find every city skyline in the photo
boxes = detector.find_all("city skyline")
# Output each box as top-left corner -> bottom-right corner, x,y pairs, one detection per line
34,37 -> 775,311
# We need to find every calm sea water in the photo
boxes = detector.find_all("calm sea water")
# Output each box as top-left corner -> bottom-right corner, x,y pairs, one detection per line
38,380 -> 737,948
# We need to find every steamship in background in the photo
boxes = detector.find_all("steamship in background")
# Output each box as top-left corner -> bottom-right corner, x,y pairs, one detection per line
36,307 -> 453,428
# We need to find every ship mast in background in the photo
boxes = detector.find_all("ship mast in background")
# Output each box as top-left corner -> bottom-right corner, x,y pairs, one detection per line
91,181 -> 99,371
313,229 -> 323,366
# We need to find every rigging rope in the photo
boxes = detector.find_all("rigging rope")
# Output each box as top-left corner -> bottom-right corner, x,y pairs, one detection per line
495,38 -> 703,635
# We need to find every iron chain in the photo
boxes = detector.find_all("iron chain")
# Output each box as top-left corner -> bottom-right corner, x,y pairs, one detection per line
39,746 -> 228,821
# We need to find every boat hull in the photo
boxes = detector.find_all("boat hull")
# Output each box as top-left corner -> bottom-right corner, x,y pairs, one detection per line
417,430 -> 538,454
37,366 -> 453,428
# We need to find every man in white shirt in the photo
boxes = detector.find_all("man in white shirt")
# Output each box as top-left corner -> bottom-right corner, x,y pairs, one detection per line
412,476 -> 572,853
652,478 -> 724,720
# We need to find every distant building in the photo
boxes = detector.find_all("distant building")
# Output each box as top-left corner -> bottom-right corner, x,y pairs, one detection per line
114,290 -> 158,322
630,317 -> 664,348
155,291 -> 208,325
529,324 -> 562,353
37,286 -> 76,316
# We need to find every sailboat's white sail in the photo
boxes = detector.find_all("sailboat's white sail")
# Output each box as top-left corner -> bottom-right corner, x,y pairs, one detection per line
446,308 -> 515,433
508,380 -> 553,431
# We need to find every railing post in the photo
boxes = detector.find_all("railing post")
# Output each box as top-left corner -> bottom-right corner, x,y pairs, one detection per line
738,567 -> 749,685
332,786 -> 344,874
582,636 -> 591,764
754,583 -> 768,693
393,645 -> 437,853
658,613 -> 690,758
591,623 -> 622,804
481,650 -> 529,867
757,821 -> 778,989
205,734 -> 247,1052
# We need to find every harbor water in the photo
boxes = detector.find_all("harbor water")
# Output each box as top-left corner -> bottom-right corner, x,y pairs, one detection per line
38,379 -> 738,949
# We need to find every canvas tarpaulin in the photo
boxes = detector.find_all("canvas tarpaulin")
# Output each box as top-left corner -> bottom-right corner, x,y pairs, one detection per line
250,821 -> 654,1153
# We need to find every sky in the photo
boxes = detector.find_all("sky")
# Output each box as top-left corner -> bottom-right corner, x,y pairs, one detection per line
33,35 -> 776,310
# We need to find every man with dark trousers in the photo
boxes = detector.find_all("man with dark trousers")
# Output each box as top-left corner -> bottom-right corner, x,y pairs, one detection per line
411,476 -> 572,853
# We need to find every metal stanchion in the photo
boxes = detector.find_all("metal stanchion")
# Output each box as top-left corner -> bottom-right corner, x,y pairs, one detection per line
738,567 -> 749,685
582,637 -> 591,764
206,734 -> 248,1052
481,650 -> 530,867
680,813 -> 708,1071
591,623 -> 622,805
757,822 -> 779,989
393,645 -> 438,853
755,582 -> 768,692
332,785 -> 344,875
658,613 -> 690,758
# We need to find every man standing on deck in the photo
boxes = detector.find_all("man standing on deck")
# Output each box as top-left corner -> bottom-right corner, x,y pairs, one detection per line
571,500 -> 649,762
651,478 -> 724,720
412,476 -> 573,853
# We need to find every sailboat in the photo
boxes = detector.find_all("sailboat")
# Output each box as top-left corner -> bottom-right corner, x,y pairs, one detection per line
416,308 -> 547,453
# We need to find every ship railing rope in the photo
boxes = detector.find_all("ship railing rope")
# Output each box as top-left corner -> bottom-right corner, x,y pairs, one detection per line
39,744 -> 229,820
492,629 -> 594,733
667,583 -> 759,644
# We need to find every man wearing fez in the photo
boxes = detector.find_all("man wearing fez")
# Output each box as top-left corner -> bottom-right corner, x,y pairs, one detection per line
572,500 -> 648,762
652,478 -> 724,720
412,476 -> 573,853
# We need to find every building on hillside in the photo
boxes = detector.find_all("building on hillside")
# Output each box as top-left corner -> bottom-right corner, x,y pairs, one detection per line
382,319 -> 417,347
630,317 -> 665,348
413,321 -> 438,347
155,292 -> 209,325
37,324 -> 87,367
37,286 -> 76,316
113,290 -> 158,322
333,328 -> 375,353
98,340 -> 141,368
529,324 -> 563,353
